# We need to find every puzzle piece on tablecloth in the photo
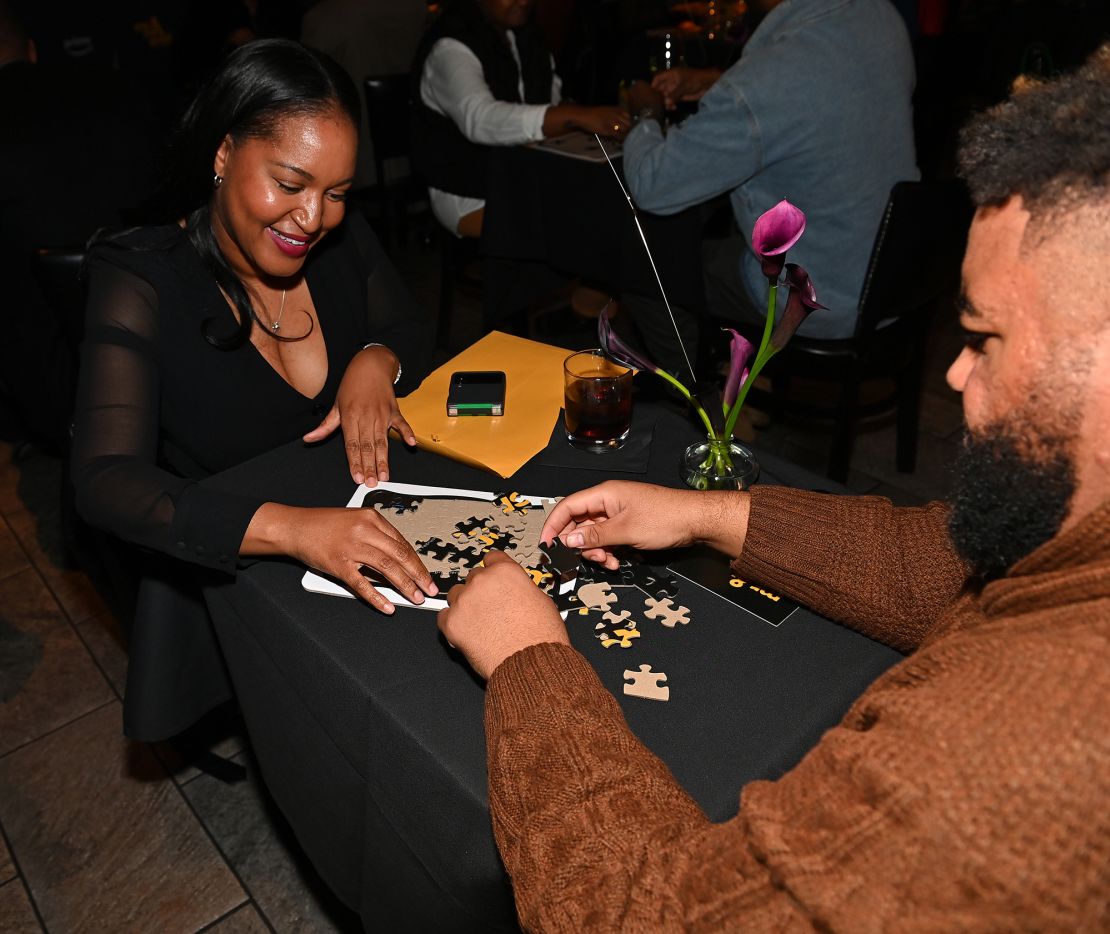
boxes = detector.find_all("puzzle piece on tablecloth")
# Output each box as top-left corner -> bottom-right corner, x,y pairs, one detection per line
643,597 -> 691,628
626,566 -> 681,600
494,491 -> 532,516
599,627 -> 641,649
576,581 -> 619,612
601,608 -> 635,629
623,665 -> 669,701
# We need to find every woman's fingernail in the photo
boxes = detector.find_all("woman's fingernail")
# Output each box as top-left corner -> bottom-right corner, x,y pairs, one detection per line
567,532 -> 584,547
427,582 -> 440,596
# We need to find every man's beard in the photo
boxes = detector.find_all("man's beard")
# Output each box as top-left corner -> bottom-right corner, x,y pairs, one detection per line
947,420 -> 1077,581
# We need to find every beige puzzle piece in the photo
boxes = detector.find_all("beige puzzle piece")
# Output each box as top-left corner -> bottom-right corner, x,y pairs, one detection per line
577,582 -> 619,612
623,665 -> 670,701
643,596 -> 691,629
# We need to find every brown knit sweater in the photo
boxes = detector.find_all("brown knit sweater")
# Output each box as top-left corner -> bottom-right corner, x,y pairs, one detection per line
485,486 -> 1110,932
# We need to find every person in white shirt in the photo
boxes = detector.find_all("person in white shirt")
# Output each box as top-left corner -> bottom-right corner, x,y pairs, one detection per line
412,0 -> 629,238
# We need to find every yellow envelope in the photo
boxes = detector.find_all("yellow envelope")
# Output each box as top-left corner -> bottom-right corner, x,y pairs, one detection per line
398,331 -> 572,478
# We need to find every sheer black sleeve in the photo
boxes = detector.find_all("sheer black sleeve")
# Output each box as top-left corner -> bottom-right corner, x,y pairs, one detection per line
349,215 -> 433,396
70,257 -> 263,573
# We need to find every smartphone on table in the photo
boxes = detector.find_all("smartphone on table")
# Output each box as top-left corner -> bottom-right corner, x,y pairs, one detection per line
446,371 -> 506,417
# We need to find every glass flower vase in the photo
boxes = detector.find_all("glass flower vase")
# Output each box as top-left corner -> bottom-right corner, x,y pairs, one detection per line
680,437 -> 759,491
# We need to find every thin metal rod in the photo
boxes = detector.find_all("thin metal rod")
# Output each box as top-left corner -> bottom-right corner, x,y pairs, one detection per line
594,134 -> 697,386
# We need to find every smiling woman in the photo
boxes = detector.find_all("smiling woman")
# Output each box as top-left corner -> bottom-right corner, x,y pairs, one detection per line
70,40 -> 437,742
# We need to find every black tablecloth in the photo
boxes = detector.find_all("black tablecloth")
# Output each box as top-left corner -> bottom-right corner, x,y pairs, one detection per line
200,403 -> 901,931
480,145 -> 707,325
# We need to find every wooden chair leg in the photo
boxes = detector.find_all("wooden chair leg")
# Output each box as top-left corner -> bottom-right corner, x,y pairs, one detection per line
827,376 -> 860,484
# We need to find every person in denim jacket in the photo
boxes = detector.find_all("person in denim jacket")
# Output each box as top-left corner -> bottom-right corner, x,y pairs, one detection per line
622,0 -> 918,375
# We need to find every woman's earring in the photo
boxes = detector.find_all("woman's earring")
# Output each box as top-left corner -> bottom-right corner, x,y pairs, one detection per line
213,174 -> 223,188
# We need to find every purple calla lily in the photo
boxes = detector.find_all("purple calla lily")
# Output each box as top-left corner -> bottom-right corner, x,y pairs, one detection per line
722,328 -> 755,408
598,304 -> 658,373
770,263 -> 827,350
751,200 -> 806,280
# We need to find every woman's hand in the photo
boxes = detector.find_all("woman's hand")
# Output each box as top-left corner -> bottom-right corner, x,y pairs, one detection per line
437,551 -> 569,679
540,481 -> 752,568
302,345 -> 415,486
245,503 -> 438,614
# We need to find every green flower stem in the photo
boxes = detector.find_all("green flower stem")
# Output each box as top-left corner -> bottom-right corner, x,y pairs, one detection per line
653,367 -> 717,437
721,282 -> 777,441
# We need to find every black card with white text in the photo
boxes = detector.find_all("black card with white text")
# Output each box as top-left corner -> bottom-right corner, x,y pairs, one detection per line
667,547 -> 799,627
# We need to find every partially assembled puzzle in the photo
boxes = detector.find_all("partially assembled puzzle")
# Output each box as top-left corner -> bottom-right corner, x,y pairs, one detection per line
301,482 -> 695,703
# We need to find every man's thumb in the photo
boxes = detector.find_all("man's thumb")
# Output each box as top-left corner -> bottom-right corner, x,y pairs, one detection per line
563,520 -> 620,551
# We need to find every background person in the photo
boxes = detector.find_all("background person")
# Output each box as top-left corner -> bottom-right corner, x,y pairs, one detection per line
71,39 -> 438,741
620,0 -> 918,376
411,0 -> 631,238
437,47 -> 1110,930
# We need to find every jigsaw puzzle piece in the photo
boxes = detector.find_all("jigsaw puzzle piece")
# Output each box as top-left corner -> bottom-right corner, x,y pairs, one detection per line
623,665 -> 669,701
494,491 -> 533,516
643,597 -> 691,628
599,627 -> 641,649
576,581 -> 619,612
523,567 -> 554,588
360,489 -> 421,515
538,538 -> 581,585
627,565 -> 681,600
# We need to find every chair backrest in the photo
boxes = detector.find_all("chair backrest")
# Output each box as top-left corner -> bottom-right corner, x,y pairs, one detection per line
857,180 -> 972,335
363,74 -> 414,179
31,246 -> 87,351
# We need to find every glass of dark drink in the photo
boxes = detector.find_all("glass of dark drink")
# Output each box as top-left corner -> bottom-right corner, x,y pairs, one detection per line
563,349 -> 633,451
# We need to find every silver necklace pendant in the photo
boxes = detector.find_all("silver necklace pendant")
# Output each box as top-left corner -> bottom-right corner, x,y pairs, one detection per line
270,322 -> 281,333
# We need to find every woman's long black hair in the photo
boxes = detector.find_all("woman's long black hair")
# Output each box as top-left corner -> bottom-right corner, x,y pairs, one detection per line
155,39 -> 361,349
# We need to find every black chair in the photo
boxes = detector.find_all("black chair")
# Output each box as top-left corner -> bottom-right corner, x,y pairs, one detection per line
362,74 -> 473,348
362,74 -> 429,248
31,245 -> 87,354
754,180 -> 972,483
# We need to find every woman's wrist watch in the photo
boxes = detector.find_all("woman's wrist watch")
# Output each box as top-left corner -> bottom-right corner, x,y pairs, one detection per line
361,342 -> 401,385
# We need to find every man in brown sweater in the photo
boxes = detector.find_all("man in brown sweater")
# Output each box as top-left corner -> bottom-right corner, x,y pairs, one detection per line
437,48 -> 1110,931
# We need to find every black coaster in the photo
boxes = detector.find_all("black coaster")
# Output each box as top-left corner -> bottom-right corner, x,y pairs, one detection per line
535,409 -> 654,473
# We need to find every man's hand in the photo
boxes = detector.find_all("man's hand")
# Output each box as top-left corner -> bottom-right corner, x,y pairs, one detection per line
302,345 -> 415,486
625,81 -> 665,123
649,67 -> 722,110
540,481 -> 752,568
544,104 -> 631,140
438,552 -> 569,680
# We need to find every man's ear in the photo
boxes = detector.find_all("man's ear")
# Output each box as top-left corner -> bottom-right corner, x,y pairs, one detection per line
214,135 -> 233,179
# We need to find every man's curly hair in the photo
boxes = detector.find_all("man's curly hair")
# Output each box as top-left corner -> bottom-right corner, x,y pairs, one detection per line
958,43 -> 1110,212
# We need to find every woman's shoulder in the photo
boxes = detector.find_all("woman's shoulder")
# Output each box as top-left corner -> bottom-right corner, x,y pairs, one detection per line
88,224 -> 191,278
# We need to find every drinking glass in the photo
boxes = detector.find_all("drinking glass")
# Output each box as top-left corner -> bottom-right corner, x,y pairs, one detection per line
563,349 -> 633,451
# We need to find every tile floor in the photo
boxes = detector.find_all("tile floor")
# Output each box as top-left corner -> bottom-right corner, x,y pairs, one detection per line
0,232 -> 965,932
